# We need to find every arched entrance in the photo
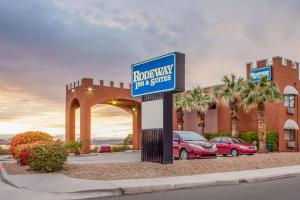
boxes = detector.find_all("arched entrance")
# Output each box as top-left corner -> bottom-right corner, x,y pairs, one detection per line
66,78 -> 141,154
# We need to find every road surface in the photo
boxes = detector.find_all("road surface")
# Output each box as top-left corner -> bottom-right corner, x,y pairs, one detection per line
88,174 -> 300,200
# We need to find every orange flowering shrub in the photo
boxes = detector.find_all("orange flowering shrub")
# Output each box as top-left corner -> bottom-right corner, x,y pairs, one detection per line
15,141 -> 45,165
11,131 -> 53,159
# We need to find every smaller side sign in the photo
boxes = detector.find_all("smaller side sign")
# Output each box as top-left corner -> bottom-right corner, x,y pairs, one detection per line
250,66 -> 272,82
131,52 -> 185,97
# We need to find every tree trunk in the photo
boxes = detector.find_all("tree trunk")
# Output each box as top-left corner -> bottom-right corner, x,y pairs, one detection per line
232,119 -> 239,137
176,107 -> 184,131
257,103 -> 267,153
230,102 -> 239,138
197,111 -> 205,134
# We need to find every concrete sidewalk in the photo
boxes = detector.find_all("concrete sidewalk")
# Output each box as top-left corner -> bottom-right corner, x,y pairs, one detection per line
1,163 -> 300,197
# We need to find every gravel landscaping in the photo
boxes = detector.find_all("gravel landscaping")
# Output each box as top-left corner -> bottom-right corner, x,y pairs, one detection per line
3,152 -> 300,180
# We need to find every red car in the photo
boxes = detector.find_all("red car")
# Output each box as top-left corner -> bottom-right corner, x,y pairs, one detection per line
99,144 -> 112,153
173,131 -> 217,160
210,137 -> 257,156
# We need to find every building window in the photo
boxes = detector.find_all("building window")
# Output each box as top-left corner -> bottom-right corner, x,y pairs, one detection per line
284,129 -> 296,141
284,95 -> 295,108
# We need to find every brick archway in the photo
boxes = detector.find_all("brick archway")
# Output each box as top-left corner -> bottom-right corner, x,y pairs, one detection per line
66,78 -> 141,154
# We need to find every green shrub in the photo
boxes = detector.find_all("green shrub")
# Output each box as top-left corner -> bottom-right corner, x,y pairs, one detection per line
65,139 -> 84,155
204,132 -> 231,140
0,146 -> 9,155
29,142 -> 68,172
266,131 -> 278,151
205,131 -> 278,152
112,145 -> 131,152
91,146 -> 99,153
239,132 -> 259,144
123,134 -> 133,145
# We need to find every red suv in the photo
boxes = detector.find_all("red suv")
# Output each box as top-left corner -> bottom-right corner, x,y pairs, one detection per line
210,137 -> 257,156
173,131 -> 217,160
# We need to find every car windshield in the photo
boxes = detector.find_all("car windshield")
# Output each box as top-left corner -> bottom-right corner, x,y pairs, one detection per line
230,138 -> 246,144
177,132 -> 207,141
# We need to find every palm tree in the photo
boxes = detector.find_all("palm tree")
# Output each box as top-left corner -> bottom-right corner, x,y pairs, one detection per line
185,87 -> 214,134
65,139 -> 84,155
242,77 -> 282,153
173,93 -> 186,130
213,74 -> 245,137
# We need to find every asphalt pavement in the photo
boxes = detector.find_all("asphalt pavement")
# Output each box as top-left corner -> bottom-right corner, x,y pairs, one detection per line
89,174 -> 300,200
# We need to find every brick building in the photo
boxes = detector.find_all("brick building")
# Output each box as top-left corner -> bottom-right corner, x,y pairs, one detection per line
173,56 -> 300,152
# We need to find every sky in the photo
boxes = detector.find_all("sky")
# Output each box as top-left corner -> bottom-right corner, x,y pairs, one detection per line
0,0 -> 300,138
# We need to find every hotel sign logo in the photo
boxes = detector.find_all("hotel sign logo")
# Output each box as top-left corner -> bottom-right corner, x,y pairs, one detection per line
250,66 -> 272,82
131,52 -> 185,97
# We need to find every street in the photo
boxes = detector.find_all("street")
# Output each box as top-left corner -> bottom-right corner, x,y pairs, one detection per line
89,175 -> 300,200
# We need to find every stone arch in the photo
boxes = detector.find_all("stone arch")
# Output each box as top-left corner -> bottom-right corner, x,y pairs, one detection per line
65,98 -> 80,142
66,78 -> 141,154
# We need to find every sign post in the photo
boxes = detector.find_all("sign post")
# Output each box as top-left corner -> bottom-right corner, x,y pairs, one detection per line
131,52 -> 185,164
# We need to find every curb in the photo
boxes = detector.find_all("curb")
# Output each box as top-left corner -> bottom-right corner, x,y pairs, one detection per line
119,173 -> 299,195
0,162 -> 299,197
0,163 -> 19,188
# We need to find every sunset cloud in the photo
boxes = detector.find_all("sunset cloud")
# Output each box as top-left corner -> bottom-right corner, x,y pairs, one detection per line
0,0 -> 300,137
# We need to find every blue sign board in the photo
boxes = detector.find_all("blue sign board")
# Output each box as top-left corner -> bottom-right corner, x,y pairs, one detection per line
250,66 -> 272,82
131,53 -> 178,97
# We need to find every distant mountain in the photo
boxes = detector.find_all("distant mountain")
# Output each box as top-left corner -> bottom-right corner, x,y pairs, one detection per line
0,134 -> 15,140
0,139 -> 10,145
0,134 -> 124,145
92,138 -> 123,145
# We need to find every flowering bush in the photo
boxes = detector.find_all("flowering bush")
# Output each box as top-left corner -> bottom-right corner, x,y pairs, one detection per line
15,141 -> 45,165
29,141 -> 68,172
19,150 -> 29,165
11,131 -> 53,159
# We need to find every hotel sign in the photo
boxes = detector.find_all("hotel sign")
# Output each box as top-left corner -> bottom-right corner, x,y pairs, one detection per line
131,52 -> 185,97
250,66 -> 272,82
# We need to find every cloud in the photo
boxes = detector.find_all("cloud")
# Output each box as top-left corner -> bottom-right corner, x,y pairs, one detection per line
92,105 -> 131,118
1,0 -> 300,136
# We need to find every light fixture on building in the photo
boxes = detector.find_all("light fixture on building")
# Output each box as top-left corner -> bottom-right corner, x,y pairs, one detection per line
71,89 -> 75,92
112,100 -> 117,105
87,87 -> 93,91
132,106 -> 136,112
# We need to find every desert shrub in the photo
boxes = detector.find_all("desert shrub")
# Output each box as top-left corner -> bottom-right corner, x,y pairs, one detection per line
65,139 -> 84,155
205,131 -> 278,152
0,146 -> 9,155
204,132 -> 231,140
112,145 -> 131,152
123,134 -> 133,145
29,142 -> 68,172
91,145 -> 99,153
11,131 -> 53,159
15,141 -> 44,165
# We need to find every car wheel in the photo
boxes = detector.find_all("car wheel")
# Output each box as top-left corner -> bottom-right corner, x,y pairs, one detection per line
231,149 -> 239,157
179,149 -> 189,160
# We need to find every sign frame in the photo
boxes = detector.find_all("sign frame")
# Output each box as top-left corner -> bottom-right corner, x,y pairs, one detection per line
132,52 -> 185,164
131,52 -> 184,97
250,66 -> 272,82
